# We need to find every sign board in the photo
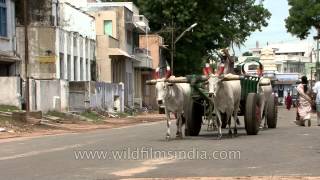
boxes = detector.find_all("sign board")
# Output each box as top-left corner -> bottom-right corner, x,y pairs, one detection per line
37,56 -> 56,63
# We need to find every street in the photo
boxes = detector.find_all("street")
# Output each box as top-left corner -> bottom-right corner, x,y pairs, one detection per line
0,107 -> 320,180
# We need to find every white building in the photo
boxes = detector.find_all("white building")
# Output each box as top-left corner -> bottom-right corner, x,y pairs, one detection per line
268,41 -> 314,74
15,0 -> 97,112
0,0 -> 21,108
239,40 -> 315,103
0,0 -> 19,76
240,40 -> 315,75
57,2 -> 96,81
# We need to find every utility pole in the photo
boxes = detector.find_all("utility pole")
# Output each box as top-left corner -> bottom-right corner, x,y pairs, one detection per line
23,0 -> 29,112
317,38 -> 320,81
171,19 -> 174,75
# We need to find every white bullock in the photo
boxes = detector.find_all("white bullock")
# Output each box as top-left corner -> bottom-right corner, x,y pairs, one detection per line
155,78 -> 191,140
208,74 -> 241,138
257,77 -> 273,128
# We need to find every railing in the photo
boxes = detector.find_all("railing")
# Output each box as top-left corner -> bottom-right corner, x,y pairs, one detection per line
132,15 -> 149,32
133,48 -> 152,69
108,36 -> 119,48
134,47 -> 150,56
274,55 -> 310,63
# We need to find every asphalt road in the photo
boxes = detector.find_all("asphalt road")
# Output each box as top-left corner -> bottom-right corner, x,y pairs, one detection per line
0,107 -> 319,180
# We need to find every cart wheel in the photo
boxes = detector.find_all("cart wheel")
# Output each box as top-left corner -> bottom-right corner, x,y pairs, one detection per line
267,94 -> 278,128
185,100 -> 203,136
245,93 -> 261,135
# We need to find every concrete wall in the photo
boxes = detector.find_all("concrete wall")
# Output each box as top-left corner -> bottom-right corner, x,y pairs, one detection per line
29,79 -> 69,113
69,81 -> 124,112
139,35 -> 163,69
59,2 -> 96,40
16,27 -> 57,79
91,82 -> 124,112
96,35 -> 112,82
0,77 -> 21,108
92,10 -> 117,38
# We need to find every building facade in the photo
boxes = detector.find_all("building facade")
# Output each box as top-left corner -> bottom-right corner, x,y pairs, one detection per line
138,34 -> 164,109
87,2 -> 151,108
0,0 -> 21,108
0,0 -> 20,76
240,40 -> 315,104
15,0 -> 96,112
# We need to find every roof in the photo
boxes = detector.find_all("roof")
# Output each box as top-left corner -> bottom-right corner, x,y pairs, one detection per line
87,2 -> 139,14
266,40 -> 315,57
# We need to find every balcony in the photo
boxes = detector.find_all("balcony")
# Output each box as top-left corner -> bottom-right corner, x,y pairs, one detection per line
274,55 -> 310,63
108,36 -> 119,48
133,48 -> 152,69
133,15 -> 149,33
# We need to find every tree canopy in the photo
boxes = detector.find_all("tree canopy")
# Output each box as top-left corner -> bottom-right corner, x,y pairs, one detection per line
103,0 -> 271,75
285,0 -> 320,39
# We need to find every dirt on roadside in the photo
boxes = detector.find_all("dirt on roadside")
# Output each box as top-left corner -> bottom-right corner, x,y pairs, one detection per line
0,113 -> 165,140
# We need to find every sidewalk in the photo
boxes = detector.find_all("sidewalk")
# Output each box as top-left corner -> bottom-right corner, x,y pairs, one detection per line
0,113 -> 165,140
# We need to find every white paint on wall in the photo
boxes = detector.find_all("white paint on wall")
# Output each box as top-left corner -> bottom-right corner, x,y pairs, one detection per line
0,77 -> 21,108
59,3 -> 96,40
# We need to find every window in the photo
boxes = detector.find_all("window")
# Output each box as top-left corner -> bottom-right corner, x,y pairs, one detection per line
74,56 -> 77,81
103,20 -> 112,36
126,30 -> 132,45
80,58 -> 83,80
67,55 -> 71,80
0,0 -> 7,37
60,53 -> 64,79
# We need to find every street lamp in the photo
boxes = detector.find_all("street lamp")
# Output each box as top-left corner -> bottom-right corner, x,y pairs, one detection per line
171,23 -> 198,74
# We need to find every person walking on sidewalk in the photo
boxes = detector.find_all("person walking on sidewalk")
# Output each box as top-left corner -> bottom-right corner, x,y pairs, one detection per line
296,76 -> 312,126
285,92 -> 292,110
313,79 -> 320,126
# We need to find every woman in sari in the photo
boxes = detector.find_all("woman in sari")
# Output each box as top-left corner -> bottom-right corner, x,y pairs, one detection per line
296,76 -> 312,126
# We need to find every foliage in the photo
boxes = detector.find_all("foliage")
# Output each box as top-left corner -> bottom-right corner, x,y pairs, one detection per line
0,105 -> 19,112
80,111 -> 103,121
135,0 -> 271,75
285,0 -> 320,39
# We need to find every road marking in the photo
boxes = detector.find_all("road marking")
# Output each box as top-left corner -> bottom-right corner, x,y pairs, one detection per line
121,176 -> 320,180
112,121 -> 165,130
111,158 -> 175,177
0,143 -> 84,161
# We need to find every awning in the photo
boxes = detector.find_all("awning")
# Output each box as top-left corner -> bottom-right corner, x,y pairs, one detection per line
274,80 -> 297,85
109,48 -> 139,62
0,54 -> 21,62
109,48 -> 131,58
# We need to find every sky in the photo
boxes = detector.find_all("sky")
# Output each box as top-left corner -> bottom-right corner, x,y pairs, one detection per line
237,0 -> 315,55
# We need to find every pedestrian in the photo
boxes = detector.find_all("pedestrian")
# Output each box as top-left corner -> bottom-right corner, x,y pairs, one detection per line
285,92 -> 292,110
295,76 -> 313,126
312,79 -> 320,126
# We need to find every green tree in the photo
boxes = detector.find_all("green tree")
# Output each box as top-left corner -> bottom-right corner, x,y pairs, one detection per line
285,0 -> 320,39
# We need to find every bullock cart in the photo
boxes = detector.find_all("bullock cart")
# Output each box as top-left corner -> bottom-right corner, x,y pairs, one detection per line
163,74 -> 278,136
